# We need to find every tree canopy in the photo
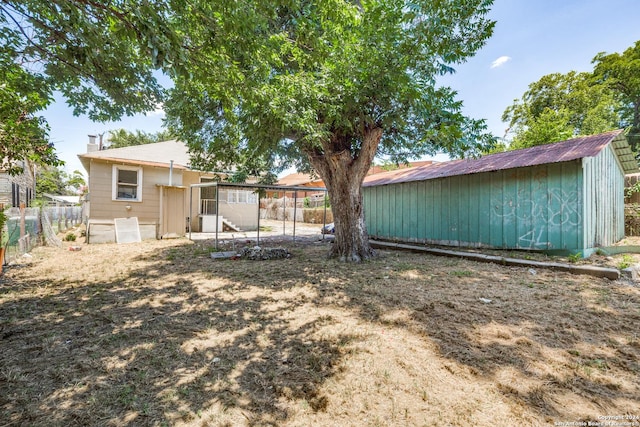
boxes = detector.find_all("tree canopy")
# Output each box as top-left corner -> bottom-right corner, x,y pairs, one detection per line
166,1 -> 496,169
502,71 -> 621,150
593,40 -> 640,151
502,40 -> 640,152
106,129 -> 175,149
0,48 -> 59,174
35,166 -> 86,196
0,0 -> 183,171
164,0 -> 496,260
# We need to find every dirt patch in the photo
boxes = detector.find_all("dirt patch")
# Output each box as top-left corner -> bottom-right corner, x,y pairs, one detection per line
1,235 -> 639,426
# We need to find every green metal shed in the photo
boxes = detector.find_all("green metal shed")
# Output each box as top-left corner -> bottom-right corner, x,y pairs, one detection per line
363,130 -> 638,257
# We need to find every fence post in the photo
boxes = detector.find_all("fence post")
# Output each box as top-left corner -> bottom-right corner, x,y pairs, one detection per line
19,203 -> 26,253
36,206 -> 43,246
19,203 -> 25,238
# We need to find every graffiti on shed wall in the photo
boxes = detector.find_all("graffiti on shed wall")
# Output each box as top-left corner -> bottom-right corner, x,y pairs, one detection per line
492,188 -> 581,249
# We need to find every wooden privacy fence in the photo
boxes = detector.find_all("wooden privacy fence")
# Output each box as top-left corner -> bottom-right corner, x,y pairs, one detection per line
625,204 -> 640,236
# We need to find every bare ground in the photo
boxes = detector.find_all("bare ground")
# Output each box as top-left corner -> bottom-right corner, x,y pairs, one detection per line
1,233 -> 639,426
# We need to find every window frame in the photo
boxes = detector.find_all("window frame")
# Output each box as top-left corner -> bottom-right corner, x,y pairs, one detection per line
226,189 -> 258,204
112,165 -> 143,202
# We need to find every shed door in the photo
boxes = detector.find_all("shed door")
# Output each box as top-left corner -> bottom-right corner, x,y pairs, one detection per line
160,186 -> 186,238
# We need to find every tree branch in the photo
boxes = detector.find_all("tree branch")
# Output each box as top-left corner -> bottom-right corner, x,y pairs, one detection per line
1,5 -> 93,80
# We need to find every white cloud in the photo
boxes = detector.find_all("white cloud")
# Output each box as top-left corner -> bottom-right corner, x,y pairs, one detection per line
148,102 -> 165,116
490,56 -> 511,69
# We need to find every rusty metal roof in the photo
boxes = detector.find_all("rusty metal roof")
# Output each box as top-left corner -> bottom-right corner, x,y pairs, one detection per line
611,134 -> 639,174
364,130 -> 637,187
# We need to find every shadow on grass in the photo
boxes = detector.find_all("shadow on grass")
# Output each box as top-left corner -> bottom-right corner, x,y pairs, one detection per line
1,239 -> 639,425
335,250 -> 640,420
0,240 -> 354,426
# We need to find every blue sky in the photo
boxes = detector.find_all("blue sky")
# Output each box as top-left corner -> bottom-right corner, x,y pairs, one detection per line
43,0 -> 640,176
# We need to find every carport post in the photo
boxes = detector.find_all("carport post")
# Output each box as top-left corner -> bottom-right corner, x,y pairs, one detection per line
215,184 -> 220,250
188,186 -> 192,240
256,188 -> 260,247
293,190 -> 297,242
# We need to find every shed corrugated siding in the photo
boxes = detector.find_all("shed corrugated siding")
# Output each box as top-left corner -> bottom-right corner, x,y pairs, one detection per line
582,144 -> 625,248
364,161 -> 584,252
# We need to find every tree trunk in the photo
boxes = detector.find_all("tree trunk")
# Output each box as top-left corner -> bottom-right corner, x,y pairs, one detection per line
321,159 -> 373,262
307,127 -> 382,262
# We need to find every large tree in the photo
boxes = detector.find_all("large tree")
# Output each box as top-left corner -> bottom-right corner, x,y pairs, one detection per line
164,0 -> 496,261
502,71 -> 621,149
3,1 -> 495,261
593,40 -> 640,152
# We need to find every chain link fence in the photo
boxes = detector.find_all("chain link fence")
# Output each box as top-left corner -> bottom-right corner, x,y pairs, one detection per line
1,205 -> 83,266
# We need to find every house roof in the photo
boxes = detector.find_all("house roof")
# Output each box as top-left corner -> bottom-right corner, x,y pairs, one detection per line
363,130 -> 638,187
78,140 -> 191,172
42,194 -> 80,205
277,161 -> 437,187
366,160 -> 435,176
277,172 -> 323,186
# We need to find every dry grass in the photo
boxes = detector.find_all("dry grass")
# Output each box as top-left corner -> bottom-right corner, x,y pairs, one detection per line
1,236 -> 639,426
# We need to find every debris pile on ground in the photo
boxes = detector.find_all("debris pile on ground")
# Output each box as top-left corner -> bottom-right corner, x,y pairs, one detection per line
238,246 -> 290,260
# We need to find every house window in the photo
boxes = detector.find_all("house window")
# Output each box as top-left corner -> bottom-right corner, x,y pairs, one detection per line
112,165 -> 143,201
227,190 -> 239,204
227,190 -> 257,204
247,191 -> 257,204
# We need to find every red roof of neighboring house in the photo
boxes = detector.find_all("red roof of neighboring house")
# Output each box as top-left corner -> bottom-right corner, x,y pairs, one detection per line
277,172 -> 324,187
363,130 -> 636,187
277,161 -> 437,187
366,160 -> 435,176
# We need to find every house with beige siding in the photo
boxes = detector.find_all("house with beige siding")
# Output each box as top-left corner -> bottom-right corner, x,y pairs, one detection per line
78,139 -> 259,243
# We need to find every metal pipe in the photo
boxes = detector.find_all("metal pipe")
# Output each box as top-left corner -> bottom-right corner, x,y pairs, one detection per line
159,187 -> 164,237
188,185 -> 192,240
256,190 -> 261,246
169,160 -> 174,186
215,184 -> 219,250
293,190 -> 297,242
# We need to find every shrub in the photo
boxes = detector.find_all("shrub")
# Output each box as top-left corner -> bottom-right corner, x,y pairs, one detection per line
567,252 -> 582,263
618,254 -> 633,270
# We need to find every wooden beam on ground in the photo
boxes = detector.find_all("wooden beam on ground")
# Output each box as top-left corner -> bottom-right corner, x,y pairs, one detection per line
370,240 -> 621,280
